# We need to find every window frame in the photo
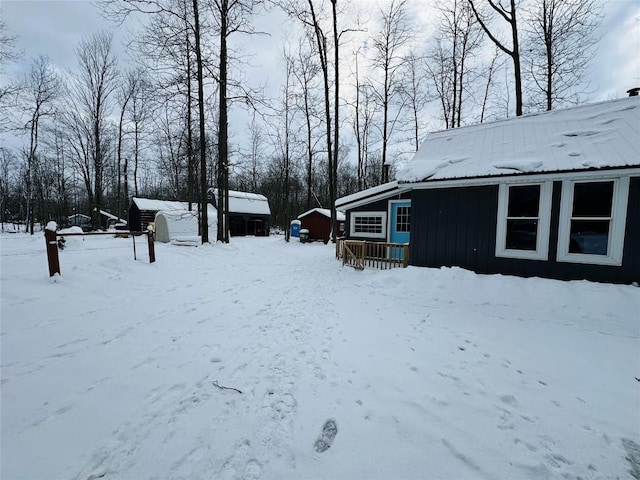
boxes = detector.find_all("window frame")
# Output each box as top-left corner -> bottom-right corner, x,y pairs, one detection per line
556,177 -> 629,266
350,211 -> 387,239
495,181 -> 553,260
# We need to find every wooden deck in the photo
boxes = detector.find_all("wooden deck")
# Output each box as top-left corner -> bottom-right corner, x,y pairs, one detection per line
336,237 -> 409,270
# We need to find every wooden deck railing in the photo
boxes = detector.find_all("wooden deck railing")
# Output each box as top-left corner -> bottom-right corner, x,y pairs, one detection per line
336,237 -> 409,270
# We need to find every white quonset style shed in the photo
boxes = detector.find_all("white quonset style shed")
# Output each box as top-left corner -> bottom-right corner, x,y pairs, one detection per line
128,198 -> 216,242
336,96 -> 640,284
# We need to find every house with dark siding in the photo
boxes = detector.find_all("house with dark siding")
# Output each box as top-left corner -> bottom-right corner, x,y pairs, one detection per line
336,96 -> 640,284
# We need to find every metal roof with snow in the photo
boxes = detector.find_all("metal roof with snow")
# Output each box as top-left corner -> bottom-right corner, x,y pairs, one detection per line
298,208 -> 345,222
132,198 -> 187,211
397,96 -> 640,183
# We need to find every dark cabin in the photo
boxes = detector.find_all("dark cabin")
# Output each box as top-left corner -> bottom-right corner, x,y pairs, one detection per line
297,208 -> 345,243
210,189 -> 271,236
336,97 -> 640,284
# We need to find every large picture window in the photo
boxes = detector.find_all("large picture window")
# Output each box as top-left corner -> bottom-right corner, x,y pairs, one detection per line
557,178 -> 629,265
496,182 -> 552,260
350,212 -> 386,239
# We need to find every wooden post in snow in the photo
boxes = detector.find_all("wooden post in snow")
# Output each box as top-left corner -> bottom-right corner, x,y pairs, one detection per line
147,231 -> 155,263
44,222 -> 60,277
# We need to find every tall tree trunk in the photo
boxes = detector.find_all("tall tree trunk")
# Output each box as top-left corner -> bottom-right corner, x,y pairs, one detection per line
217,0 -> 229,243
192,0 -> 208,243
330,0 -> 338,242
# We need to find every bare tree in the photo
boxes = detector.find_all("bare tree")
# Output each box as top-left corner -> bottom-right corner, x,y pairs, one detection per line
128,0 -> 199,209
369,0 -> 413,182
69,31 -> 119,227
469,0 -> 523,116
350,45 -> 379,190
524,0 -> 603,111
0,147 -> 18,230
115,70 -> 137,218
100,0 -> 212,241
128,71 -> 153,197
271,47 -> 296,241
400,48 -> 430,148
21,55 -> 61,234
479,46 -> 505,122
427,0 -> 482,129
210,0 -> 264,243
0,20 -> 23,132
292,35 -> 321,210
283,0 -> 335,237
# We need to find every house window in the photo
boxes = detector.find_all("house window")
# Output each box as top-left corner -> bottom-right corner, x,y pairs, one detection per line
496,182 -> 552,260
557,178 -> 629,265
395,206 -> 410,232
350,212 -> 386,239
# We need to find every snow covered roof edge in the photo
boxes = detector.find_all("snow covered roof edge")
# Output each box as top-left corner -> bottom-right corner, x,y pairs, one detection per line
397,96 -> 640,183
298,208 -> 346,221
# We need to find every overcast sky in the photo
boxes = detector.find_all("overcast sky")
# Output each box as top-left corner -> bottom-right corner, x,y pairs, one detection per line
2,0 -> 639,153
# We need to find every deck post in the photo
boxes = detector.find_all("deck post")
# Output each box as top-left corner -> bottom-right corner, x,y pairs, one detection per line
147,231 -> 156,263
44,227 -> 60,277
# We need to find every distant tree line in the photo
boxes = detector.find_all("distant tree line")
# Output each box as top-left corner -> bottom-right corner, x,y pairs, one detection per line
0,0 -> 603,240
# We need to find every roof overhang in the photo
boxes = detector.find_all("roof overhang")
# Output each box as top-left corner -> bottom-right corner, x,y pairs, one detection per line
335,181 -> 412,211
406,165 -> 640,190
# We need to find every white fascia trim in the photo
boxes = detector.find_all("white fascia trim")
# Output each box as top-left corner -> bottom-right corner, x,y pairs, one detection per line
408,167 -> 640,190
556,176 -> 630,266
495,181 -> 553,260
337,186 -> 412,211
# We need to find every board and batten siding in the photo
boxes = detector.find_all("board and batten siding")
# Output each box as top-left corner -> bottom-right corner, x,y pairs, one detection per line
409,177 -> 640,284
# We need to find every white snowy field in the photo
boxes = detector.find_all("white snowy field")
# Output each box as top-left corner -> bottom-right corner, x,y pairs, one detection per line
1,232 -> 639,480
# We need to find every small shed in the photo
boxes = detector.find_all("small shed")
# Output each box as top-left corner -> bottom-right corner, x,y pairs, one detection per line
210,189 -> 271,236
129,198 -> 189,232
68,213 -> 92,231
154,204 -> 217,242
297,208 -> 346,243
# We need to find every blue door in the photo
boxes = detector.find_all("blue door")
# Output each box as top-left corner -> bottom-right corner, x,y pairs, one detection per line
389,201 -> 410,259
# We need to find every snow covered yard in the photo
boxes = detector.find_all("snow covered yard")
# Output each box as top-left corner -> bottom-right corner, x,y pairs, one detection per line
1,232 -> 639,480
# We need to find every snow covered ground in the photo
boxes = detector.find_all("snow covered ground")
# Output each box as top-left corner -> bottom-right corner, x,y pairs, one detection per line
1,232 -> 639,480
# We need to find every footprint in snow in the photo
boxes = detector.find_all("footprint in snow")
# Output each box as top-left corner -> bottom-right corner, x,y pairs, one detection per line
314,419 -> 338,453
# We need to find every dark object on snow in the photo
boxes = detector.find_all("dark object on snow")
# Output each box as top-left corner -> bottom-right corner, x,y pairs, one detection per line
299,229 -> 310,243
212,380 -> 242,394
314,419 -> 338,453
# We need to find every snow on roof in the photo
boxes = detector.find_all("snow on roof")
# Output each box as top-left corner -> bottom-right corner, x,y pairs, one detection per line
207,190 -> 270,215
132,198 -> 187,212
298,208 -> 346,221
99,210 -> 127,224
226,190 -> 271,215
133,191 -> 270,216
335,181 -> 400,207
397,97 -> 640,183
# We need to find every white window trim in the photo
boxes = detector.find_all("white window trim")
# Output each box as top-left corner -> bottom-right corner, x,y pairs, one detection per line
495,181 -> 553,260
556,177 -> 629,266
350,211 -> 387,239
